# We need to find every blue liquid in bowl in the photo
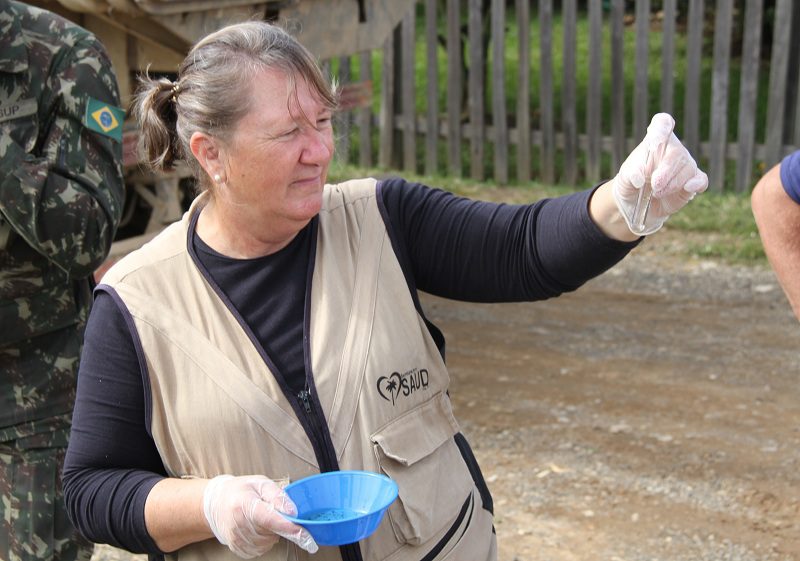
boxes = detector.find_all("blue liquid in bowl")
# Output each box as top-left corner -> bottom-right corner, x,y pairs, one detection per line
304,508 -> 360,522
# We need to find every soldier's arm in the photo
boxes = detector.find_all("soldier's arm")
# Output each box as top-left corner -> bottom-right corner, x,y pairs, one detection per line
0,35 -> 124,278
752,160 -> 800,321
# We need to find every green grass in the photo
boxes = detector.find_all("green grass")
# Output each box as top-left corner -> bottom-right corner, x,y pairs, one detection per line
328,161 -> 766,266
665,189 -> 766,264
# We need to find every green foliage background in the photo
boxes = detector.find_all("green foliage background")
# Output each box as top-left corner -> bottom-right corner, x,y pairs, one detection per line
328,4 -> 778,266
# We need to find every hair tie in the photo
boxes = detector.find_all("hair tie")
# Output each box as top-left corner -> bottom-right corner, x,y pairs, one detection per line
171,82 -> 180,103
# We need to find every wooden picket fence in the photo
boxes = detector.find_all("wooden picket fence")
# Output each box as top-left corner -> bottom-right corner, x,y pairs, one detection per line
329,0 -> 800,192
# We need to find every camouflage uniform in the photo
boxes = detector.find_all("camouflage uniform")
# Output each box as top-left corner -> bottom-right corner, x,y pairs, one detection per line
0,1 -> 124,559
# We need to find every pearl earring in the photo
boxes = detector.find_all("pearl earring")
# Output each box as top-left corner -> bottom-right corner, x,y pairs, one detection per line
214,174 -> 221,183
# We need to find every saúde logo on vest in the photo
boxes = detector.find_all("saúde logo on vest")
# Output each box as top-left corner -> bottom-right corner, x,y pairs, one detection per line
377,368 -> 429,405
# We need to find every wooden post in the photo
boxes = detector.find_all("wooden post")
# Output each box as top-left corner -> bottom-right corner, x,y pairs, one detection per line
392,25 -> 404,169
539,0 -> 554,184
586,0 -> 602,181
358,51 -> 373,168
491,0 -> 508,184
468,0 -> 485,181
659,0 -> 676,115
337,56 -> 351,165
735,0 -> 763,192
795,84 -> 800,147
446,0 -> 462,177
708,0 -> 733,192
517,0 -> 532,183
765,0 -> 793,166
425,0 -> 439,176
561,0 -> 577,184
633,0 -> 650,138
378,30 -> 395,169
401,8 -> 416,174
684,0 -> 703,156
610,0 -> 626,171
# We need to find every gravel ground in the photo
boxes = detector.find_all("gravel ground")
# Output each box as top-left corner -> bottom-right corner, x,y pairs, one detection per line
90,229 -> 800,561
437,232 -> 800,561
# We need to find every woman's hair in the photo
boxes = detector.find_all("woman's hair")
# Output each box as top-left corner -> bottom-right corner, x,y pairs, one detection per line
133,20 -> 338,182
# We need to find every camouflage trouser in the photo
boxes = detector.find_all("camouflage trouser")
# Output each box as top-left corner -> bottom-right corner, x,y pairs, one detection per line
0,417 -> 93,561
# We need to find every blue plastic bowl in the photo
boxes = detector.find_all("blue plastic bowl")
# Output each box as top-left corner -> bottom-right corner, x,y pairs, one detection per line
281,470 -> 398,546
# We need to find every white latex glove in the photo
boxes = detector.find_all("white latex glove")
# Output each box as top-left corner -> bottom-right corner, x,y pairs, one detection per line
613,113 -> 708,235
203,475 -> 318,558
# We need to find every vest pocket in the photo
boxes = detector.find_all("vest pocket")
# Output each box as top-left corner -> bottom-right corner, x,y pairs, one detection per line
370,393 -> 473,546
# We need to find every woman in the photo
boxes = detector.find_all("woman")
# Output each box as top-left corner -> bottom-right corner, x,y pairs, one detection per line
63,21 -> 707,561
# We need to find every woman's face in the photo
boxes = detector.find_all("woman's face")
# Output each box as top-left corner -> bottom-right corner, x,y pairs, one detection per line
219,67 -> 334,229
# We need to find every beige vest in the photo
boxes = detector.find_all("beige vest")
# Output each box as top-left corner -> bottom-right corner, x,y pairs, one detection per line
101,179 -> 496,561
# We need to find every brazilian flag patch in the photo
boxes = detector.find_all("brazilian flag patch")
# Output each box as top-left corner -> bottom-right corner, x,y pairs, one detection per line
84,96 -> 125,141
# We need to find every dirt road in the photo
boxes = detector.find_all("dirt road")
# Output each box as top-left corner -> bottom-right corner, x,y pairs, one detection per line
92,232 -> 800,561
433,233 -> 800,561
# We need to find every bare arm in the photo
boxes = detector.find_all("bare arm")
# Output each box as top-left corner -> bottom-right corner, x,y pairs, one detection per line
751,162 -> 800,321
144,478 -> 213,552
589,181 -> 641,242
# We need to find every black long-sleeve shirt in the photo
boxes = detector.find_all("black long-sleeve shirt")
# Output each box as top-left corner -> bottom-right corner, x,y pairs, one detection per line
63,178 -> 638,555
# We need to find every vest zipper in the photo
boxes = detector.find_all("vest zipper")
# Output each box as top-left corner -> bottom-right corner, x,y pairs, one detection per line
298,388 -> 313,414
294,220 -> 360,561
296,388 -> 338,473
296,387 -> 362,561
